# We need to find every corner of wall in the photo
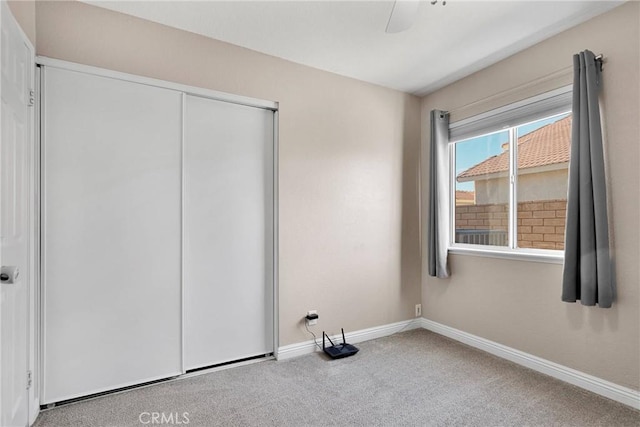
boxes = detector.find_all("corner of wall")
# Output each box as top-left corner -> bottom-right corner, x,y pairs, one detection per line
7,0 -> 35,46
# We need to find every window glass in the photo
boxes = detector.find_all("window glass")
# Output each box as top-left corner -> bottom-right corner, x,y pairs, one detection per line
516,114 -> 571,250
454,130 -> 509,247
451,112 -> 570,252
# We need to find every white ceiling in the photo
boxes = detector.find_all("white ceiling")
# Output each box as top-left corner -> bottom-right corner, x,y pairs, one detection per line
84,1 -> 622,95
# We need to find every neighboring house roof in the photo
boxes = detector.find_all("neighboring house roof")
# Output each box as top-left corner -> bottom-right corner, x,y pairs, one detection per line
455,190 -> 475,202
457,115 -> 571,180
455,190 -> 475,205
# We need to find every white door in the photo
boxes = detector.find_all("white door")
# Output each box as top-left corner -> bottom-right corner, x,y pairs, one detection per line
184,95 -> 274,370
42,67 -> 182,403
0,2 -> 33,426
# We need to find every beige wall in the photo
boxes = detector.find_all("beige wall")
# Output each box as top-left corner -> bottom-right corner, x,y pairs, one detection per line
35,1 -> 422,346
422,2 -> 639,390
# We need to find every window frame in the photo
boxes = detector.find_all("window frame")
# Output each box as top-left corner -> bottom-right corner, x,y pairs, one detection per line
447,88 -> 572,264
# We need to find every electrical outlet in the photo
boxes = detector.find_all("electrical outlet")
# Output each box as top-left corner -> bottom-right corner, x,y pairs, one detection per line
306,310 -> 318,326
415,304 -> 422,317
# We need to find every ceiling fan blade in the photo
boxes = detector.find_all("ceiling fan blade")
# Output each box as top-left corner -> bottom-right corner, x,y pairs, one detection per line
385,0 -> 420,33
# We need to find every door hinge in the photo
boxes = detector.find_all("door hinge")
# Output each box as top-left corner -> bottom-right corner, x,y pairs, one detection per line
27,370 -> 32,389
28,89 -> 35,107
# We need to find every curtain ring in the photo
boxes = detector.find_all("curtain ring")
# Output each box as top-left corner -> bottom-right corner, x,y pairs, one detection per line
594,55 -> 604,72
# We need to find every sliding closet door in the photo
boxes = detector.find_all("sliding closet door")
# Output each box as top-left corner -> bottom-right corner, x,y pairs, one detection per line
184,95 -> 274,370
42,67 -> 182,403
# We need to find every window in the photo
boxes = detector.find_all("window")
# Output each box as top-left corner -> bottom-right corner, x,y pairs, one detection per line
448,88 -> 572,259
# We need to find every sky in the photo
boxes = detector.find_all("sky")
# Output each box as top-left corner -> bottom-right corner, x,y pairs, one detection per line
454,113 -> 570,192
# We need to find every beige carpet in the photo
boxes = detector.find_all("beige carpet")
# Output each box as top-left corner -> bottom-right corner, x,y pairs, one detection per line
34,329 -> 639,426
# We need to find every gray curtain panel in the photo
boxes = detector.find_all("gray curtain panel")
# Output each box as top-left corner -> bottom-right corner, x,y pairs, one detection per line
427,110 -> 450,278
562,50 -> 613,308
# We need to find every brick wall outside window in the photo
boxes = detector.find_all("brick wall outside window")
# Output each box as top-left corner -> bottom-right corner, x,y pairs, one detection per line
455,199 -> 566,250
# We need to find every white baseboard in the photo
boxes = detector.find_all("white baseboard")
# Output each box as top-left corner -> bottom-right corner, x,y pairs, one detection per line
420,318 -> 640,410
276,319 -> 421,361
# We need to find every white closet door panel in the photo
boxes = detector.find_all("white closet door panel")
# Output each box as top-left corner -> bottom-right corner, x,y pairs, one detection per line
184,95 -> 273,370
42,67 -> 182,403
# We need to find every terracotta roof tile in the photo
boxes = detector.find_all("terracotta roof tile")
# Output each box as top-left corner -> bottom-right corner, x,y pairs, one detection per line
455,190 -> 475,201
458,115 -> 571,180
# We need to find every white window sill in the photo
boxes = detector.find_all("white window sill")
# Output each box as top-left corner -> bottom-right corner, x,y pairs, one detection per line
448,245 -> 564,264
